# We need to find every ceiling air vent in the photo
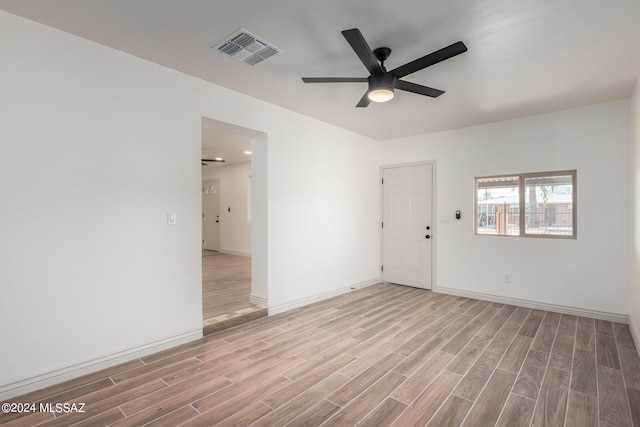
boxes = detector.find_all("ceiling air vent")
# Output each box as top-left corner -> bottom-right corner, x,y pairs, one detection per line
214,28 -> 281,66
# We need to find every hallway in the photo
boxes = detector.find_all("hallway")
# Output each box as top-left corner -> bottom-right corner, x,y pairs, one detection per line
202,251 -> 266,334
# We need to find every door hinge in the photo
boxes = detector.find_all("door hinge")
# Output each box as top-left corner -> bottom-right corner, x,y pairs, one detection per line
381,265 -> 384,272
381,221 -> 383,228
381,177 -> 384,184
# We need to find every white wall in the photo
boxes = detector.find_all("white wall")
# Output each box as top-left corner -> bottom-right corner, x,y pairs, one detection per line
382,101 -> 631,319
202,161 -> 252,256
0,11 -> 204,396
0,11 -> 380,398
263,122 -> 381,309
631,75 -> 640,343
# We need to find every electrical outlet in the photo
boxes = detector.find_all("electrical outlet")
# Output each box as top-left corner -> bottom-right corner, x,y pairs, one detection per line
504,273 -> 512,284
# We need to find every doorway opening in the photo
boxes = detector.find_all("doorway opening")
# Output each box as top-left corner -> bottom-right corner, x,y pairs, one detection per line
201,118 -> 268,334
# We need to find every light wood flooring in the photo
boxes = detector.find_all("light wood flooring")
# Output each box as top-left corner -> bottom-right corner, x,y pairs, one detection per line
202,251 -> 265,333
2,283 -> 640,426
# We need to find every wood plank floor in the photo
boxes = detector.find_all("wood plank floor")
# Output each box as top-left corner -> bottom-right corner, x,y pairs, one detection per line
2,283 -> 639,426
202,251 -> 265,331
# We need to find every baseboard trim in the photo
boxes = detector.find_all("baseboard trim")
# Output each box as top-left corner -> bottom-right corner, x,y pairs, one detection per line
250,294 -> 267,307
219,249 -> 251,258
0,328 -> 203,401
435,286 -> 629,324
268,278 -> 381,316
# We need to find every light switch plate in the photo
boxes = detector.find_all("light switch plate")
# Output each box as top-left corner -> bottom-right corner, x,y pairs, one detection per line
167,213 -> 177,226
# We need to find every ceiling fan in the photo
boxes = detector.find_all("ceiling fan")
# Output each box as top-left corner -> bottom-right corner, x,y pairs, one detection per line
201,158 -> 225,166
302,28 -> 467,107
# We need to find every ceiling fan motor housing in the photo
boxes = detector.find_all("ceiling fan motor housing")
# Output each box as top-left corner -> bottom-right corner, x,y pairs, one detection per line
369,73 -> 395,91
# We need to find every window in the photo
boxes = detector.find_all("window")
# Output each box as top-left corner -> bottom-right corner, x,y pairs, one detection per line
475,170 -> 576,238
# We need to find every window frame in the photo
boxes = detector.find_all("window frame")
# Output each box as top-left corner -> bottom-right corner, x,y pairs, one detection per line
474,170 -> 577,239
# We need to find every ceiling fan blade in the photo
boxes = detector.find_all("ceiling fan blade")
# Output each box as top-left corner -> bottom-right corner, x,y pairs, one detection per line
341,28 -> 383,75
302,77 -> 368,83
396,80 -> 445,98
201,158 -> 225,162
356,91 -> 371,108
390,41 -> 467,78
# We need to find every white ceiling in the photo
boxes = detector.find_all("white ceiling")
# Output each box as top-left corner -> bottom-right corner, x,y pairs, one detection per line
201,128 -> 252,168
201,118 -> 259,168
1,0 -> 639,141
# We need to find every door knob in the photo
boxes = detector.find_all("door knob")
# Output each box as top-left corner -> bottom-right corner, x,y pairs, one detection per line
425,235 -> 431,239
426,226 -> 431,230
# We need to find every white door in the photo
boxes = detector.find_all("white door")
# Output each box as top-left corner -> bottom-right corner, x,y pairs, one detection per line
382,164 -> 433,289
202,179 -> 220,251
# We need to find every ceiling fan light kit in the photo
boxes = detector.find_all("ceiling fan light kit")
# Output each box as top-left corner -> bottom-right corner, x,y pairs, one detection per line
302,28 -> 467,107
367,73 -> 395,103
368,88 -> 394,103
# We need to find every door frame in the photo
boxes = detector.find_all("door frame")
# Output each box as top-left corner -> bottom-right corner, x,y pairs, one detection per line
379,160 -> 437,289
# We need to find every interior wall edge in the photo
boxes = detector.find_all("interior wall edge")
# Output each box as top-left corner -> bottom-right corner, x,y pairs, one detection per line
630,319 -> 640,354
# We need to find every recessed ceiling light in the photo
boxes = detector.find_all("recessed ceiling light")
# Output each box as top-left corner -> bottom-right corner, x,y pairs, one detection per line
215,157 -> 223,161
244,151 -> 252,155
